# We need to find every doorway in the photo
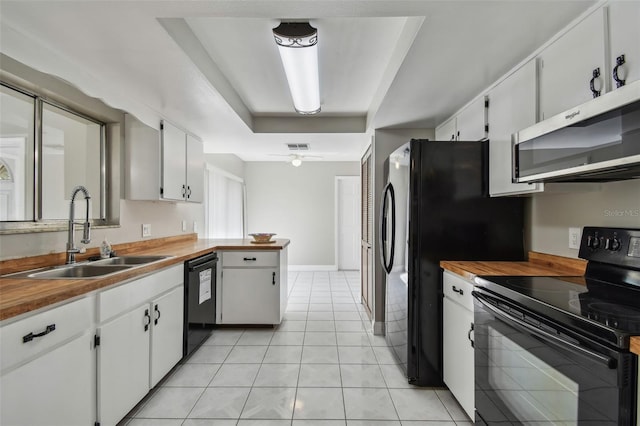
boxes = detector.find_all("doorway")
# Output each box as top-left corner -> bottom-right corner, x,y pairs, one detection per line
336,176 -> 360,270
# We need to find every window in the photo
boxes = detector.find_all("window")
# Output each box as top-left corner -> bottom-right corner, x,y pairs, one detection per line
206,167 -> 244,238
0,82 -> 107,229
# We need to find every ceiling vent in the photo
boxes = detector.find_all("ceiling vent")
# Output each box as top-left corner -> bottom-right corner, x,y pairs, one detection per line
287,143 -> 309,151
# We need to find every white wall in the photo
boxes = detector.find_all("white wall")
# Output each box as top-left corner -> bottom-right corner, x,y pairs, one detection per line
244,161 -> 359,268
529,180 -> 640,258
204,153 -> 245,179
0,200 -> 204,260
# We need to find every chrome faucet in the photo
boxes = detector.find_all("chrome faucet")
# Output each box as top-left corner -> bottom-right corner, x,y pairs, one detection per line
66,186 -> 91,264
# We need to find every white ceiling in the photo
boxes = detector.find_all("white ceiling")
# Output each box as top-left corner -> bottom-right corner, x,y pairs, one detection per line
0,0 -> 596,162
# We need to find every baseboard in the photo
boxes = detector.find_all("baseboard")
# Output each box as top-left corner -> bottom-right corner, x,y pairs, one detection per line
373,320 -> 385,336
288,265 -> 338,272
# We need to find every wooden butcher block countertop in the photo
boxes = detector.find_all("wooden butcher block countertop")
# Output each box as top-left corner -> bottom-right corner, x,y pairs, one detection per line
0,234 -> 289,322
441,252 -> 640,356
440,251 -> 587,281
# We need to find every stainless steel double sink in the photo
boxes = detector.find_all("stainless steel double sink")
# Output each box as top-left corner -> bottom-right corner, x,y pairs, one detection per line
4,255 -> 172,279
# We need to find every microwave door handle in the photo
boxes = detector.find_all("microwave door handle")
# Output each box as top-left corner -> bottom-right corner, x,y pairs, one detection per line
511,134 -> 519,184
473,293 -> 616,369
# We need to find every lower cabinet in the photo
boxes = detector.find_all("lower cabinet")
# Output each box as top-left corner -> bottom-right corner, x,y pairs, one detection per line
0,296 -> 95,426
218,248 -> 288,325
442,271 -> 475,420
221,268 -> 280,324
0,331 -> 94,426
97,265 -> 184,426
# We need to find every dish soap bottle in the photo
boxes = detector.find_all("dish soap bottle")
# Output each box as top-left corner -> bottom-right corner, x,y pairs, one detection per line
100,237 -> 112,259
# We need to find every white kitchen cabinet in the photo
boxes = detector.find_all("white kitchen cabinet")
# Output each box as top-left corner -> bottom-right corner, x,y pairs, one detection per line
0,331 -> 94,426
442,271 -> 475,420
98,304 -> 150,426
435,96 -> 487,142
161,120 -> 204,203
97,265 -> 184,426
607,2 -> 640,90
435,116 -> 457,141
0,296 -> 95,426
538,8 -> 607,120
456,95 -> 488,141
218,248 -> 288,325
488,60 -> 544,196
150,286 -> 184,387
221,268 -> 280,324
185,134 -> 204,203
124,114 -> 203,203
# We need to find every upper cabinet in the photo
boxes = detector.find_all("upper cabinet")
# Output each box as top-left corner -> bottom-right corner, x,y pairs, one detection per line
435,96 -> 487,142
435,116 -> 457,141
607,2 -> 640,90
488,60 -> 543,196
538,8 -> 607,120
161,121 -> 204,203
125,115 -> 203,203
457,96 -> 488,141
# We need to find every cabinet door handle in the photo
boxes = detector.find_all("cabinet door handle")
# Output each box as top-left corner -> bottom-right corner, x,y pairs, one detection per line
468,323 -> 475,348
613,54 -> 626,88
272,272 -> 276,285
23,324 -> 56,343
243,257 -> 257,261
154,304 -> 161,325
590,67 -> 602,98
452,286 -> 464,295
181,184 -> 186,197
187,186 -> 192,199
144,309 -> 151,331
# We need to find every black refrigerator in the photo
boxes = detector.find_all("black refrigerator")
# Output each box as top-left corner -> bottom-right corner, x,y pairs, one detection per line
381,139 -> 525,386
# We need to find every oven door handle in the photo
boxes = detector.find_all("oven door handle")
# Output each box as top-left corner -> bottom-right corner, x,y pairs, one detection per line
473,292 -> 617,369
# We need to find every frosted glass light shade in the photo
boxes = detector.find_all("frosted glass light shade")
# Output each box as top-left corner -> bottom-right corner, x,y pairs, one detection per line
291,157 -> 303,167
273,22 -> 321,115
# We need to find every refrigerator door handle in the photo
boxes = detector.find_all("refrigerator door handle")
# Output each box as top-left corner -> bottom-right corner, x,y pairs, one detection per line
380,182 -> 396,274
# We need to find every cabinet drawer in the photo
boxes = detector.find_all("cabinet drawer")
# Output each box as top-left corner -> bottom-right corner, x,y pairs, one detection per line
98,264 -> 183,322
442,271 -> 474,311
1,296 -> 93,373
222,251 -> 278,267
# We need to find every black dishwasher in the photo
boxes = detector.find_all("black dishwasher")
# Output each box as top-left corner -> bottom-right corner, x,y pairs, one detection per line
184,252 -> 217,358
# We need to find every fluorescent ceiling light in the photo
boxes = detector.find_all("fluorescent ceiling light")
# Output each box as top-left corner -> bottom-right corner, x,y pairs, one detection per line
273,22 -> 321,115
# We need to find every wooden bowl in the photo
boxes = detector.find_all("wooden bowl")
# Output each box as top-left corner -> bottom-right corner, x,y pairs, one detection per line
249,233 -> 276,243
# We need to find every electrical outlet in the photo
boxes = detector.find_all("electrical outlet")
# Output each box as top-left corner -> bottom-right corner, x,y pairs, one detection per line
569,227 -> 581,249
193,221 -> 198,233
181,220 -> 187,232
142,223 -> 151,238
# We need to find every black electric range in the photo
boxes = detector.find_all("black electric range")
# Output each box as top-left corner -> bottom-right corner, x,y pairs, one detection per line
473,227 -> 640,425
475,227 -> 640,350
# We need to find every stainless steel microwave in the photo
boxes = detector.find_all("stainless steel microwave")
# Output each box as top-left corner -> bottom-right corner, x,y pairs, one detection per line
513,79 -> 640,183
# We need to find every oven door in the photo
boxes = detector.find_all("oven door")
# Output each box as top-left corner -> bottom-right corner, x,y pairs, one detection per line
473,290 -> 636,425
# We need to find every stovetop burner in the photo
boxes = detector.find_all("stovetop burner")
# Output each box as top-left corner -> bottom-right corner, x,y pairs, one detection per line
476,227 -> 640,349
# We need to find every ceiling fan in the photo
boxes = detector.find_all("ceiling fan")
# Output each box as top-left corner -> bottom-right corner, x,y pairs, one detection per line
269,153 -> 323,167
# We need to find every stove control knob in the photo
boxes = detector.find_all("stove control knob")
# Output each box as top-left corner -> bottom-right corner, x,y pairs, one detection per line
591,237 -> 600,249
587,235 -> 594,248
611,238 -> 621,251
605,238 -> 612,250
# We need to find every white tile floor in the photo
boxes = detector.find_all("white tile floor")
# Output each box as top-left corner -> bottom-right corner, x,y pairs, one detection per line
120,271 -> 472,426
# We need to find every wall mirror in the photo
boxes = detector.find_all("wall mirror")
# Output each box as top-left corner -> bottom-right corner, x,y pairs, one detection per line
0,81 -> 112,233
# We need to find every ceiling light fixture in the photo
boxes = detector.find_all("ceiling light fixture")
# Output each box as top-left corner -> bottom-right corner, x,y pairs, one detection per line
273,22 -> 321,115
291,156 -> 303,167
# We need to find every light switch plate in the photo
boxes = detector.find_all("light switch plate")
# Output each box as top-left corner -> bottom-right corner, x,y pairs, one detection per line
142,223 -> 151,238
569,227 -> 581,249
181,220 -> 187,232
